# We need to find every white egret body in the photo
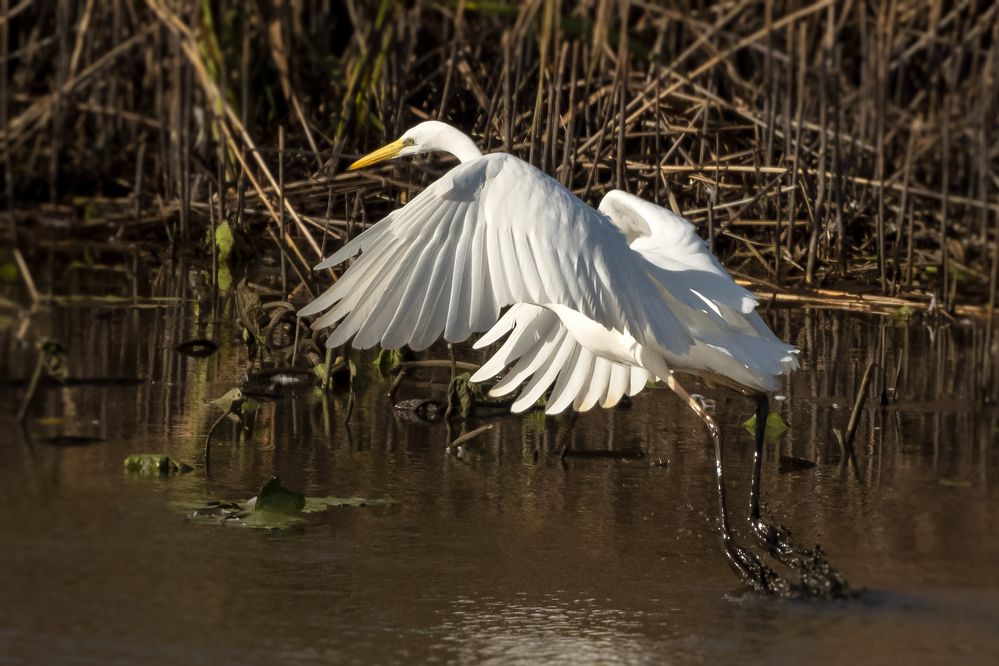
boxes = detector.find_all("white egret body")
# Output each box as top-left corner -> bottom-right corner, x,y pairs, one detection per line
300,121 -> 795,402
301,121 -> 699,362
299,121 -> 843,597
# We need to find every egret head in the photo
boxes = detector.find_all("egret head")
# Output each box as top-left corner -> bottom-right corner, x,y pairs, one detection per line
347,121 -> 481,170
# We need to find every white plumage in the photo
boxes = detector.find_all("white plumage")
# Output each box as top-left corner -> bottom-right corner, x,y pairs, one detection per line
295,122 -> 850,596
299,121 -> 797,411
470,190 -> 798,413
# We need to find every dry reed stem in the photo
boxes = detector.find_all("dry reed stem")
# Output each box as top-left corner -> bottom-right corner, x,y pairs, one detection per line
1,0 -> 997,320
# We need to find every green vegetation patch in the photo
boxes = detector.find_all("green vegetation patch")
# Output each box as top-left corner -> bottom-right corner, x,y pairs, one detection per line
0,262 -> 18,283
184,477 -> 397,530
741,411 -> 790,444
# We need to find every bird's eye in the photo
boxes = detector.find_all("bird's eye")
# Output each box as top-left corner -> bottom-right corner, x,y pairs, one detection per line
403,138 -> 415,147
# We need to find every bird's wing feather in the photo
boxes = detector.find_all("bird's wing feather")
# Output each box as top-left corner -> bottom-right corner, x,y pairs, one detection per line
474,304 -> 647,414
467,192 -> 796,409
547,345 -> 596,413
599,189 -> 758,315
302,154 -> 693,353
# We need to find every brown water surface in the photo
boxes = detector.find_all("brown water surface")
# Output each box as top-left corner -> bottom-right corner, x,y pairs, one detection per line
1,273 -> 998,664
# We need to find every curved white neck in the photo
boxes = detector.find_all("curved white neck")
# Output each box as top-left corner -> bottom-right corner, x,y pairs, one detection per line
436,125 -> 483,164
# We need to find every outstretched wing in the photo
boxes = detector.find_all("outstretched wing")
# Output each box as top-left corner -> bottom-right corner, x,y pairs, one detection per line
472,190 -> 797,411
299,155 -> 693,354
469,304 -> 651,413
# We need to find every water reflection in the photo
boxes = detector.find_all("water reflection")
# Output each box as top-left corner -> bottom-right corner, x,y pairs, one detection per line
1,268 -> 998,663
433,596 -> 650,665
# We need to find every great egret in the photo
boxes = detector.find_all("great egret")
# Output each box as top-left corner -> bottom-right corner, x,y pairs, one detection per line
300,121 -> 844,596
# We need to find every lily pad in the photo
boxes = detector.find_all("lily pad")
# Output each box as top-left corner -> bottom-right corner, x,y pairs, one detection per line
185,477 -> 396,530
742,411 -> 790,444
187,478 -> 305,530
252,477 -> 306,514
184,499 -> 287,529
124,454 -> 194,475
303,496 -> 399,512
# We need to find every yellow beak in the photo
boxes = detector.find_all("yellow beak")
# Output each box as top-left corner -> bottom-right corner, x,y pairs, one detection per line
347,139 -> 406,171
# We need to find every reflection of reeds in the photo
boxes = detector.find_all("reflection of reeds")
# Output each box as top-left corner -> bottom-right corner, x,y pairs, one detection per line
1,2 -> 997,313
2,301 -> 994,521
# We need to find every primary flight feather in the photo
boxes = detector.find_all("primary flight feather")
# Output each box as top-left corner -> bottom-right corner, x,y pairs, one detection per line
300,122 -> 698,360
471,190 -> 798,414
299,121 -> 796,409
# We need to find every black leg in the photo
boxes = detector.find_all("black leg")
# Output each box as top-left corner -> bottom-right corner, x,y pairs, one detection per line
748,393 -> 800,564
746,392 -> 851,598
750,393 -> 767,523
665,374 -> 790,596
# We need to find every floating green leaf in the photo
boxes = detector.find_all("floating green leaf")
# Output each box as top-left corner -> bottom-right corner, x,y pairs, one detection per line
184,477 -> 396,529
742,411 -> 790,443
124,454 -> 194,475
185,500 -> 303,530
302,496 -> 398,512
251,477 -> 305,515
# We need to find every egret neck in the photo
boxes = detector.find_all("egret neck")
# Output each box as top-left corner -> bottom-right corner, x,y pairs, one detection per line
415,121 -> 482,164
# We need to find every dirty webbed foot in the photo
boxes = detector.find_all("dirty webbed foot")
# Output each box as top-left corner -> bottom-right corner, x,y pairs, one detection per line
748,509 -> 850,599
721,535 -> 794,598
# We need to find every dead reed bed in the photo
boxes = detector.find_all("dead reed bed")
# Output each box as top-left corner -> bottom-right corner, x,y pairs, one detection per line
1,0 -> 997,320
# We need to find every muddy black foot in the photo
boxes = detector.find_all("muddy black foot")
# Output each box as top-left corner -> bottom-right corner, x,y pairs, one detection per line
797,544 -> 850,598
750,516 -> 810,568
749,515 -> 851,599
722,538 -> 793,598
